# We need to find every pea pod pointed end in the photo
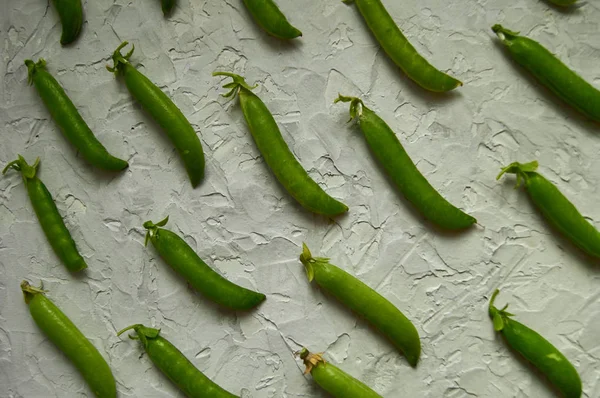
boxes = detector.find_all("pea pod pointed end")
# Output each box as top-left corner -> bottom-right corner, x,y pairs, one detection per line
21,280 -> 47,304
106,41 -> 135,75
213,71 -> 258,98
496,160 -> 539,188
3,155 -> 40,181
334,94 -> 364,122
142,216 -> 169,246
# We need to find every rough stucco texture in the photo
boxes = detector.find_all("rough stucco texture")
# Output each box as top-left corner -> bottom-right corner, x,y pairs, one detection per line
1,0 -> 600,397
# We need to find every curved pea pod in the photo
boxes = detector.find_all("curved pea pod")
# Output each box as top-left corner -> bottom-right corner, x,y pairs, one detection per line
213,72 -> 348,217
161,0 -> 176,15
489,289 -> 582,398
336,95 -> 476,230
497,160 -> 600,259
107,42 -> 205,187
144,217 -> 266,310
118,324 -> 238,398
298,348 -> 382,398
3,156 -> 87,272
492,25 -> 599,122
242,0 -> 302,39
547,0 -> 578,7
51,0 -> 83,45
22,281 -> 116,397
25,59 -> 128,171
343,0 -> 461,92
300,244 -> 421,367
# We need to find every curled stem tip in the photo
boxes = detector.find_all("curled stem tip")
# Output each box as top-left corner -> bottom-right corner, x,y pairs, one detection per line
3,155 -> 40,180
334,94 -> 363,122
107,41 -> 134,74
117,324 -> 142,337
496,160 -> 538,188
488,289 -> 514,331
213,71 -> 257,98
143,216 -> 169,246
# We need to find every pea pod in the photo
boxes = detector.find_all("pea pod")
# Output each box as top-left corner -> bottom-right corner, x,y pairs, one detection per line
547,0 -> 578,7
343,0 -> 461,92
497,160 -> 600,259
492,25 -> 600,122
118,324 -> 238,398
214,72 -> 348,217
336,95 -> 475,230
3,156 -> 87,272
144,217 -> 265,310
161,0 -> 176,15
107,42 -> 205,187
25,59 -> 128,171
22,281 -> 116,397
51,0 -> 83,45
242,0 -> 302,39
489,289 -> 582,398
298,348 -> 382,398
300,244 -> 420,367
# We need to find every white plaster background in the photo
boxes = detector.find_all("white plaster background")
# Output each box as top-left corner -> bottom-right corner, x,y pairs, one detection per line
1,0 -> 599,397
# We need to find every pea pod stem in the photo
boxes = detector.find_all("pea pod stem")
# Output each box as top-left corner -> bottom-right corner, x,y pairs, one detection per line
336,94 -> 476,230
297,348 -> 382,397
118,324 -> 239,398
489,289 -> 582,398
107,41 -> 205,187
492,24 -> 600,122
497,160 -> 600,259
300,243 -> 421,367
22,281 -> 116,397
214,72 -> 348,217
3,156 -> 87,272
25,59 -> 128,171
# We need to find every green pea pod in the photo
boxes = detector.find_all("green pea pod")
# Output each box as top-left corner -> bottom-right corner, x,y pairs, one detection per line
22,281 -> 116,397
107,42 -> 205,187
298,348 -> 382,398
343,0 -> 461,92
118,324 -> 238,398
492,25 -> 599,122
161,0 -> 176,15
213,72 -> 348,217
547,0 -> 578,7
489,289 -> 582,398
25,59 -> 128,172
144,217 -> 266,310
300,244 -> 421,367
3,156 -> 87,272
242,0 -> 302,39
336,95 -> 476,230
497,161 -> 600,259
51,0 -> 83,45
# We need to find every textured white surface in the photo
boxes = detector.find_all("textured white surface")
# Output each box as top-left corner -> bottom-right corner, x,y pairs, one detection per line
1,0 -> 600,397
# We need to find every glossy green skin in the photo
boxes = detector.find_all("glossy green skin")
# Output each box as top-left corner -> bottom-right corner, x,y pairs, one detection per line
51,0 -> 83,45
237,87 -> 348,216
23,285 -> 116,397
161,0 -> 176,15
111,47 -> 205,187
489,291 -> 582,398
493,25 -> 599,122
347,0 -> 461,92
311,361 -> 382,398
523,171 -> 600,258
242,0 -> 302,39
4,157 -> 87,272
147,226 -> 265,310
547,0 -> 578,6
124,325 -> 238,398
303,252 -> 421,366
356,102 -> 475,229
25,60 -> 128,171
